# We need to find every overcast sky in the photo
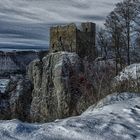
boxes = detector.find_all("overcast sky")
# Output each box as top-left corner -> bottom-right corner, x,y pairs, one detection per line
0,0 -> 121,50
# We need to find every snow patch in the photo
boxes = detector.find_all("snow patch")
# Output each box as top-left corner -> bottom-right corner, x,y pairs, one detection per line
115,63 -> 140,81
0,79 -> 10,93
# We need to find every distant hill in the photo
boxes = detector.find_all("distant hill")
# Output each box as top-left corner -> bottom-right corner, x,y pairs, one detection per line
0,50 -> 48,77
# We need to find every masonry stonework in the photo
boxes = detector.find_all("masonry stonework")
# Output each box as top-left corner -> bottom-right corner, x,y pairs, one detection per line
50,22 -> 96,59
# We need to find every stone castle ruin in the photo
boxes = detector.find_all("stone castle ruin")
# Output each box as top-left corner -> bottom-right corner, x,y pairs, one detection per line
50,22 -> 96,59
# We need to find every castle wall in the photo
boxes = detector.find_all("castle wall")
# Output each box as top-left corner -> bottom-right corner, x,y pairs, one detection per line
50,24 -> 77,52
76,31 -> 92,58
50,22 -> 96,59
76,23 -> 96,58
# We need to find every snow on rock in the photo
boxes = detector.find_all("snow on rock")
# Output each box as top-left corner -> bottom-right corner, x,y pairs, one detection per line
115,63 -> 140,81
0,79 -> 10,93
112,63 -> 140,93
0,92 -> 140,140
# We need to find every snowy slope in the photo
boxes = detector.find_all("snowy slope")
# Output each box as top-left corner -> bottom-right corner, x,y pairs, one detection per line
0,92 -> 140,140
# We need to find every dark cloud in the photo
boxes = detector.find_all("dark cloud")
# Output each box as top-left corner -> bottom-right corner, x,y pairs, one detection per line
81,15 -> 105,21
0,20 -> 49,49
0,0 -> 121,50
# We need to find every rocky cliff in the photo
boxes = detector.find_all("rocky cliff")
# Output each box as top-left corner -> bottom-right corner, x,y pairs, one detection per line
0,51 -> 118,122
0,75 -> 32,121
28,51 -> 96,122
0,51 -> 96,122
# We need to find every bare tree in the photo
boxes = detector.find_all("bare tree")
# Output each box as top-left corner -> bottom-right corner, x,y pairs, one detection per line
97,28 -> 110,59
105,11 -> 125,75
115,0 -> 140,65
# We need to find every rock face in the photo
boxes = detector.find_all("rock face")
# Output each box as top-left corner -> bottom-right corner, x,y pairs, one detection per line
0,75 -> 32,121
28,52 -> 96,122
0,51 -> 121,123
0,95 -> 10,120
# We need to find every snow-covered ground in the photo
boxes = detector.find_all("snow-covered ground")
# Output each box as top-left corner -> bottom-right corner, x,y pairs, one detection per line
0,92 -> 140,140
0,79 -> 9,93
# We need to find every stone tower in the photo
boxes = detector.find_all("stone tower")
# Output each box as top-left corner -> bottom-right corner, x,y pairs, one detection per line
50,22 -> 96,59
